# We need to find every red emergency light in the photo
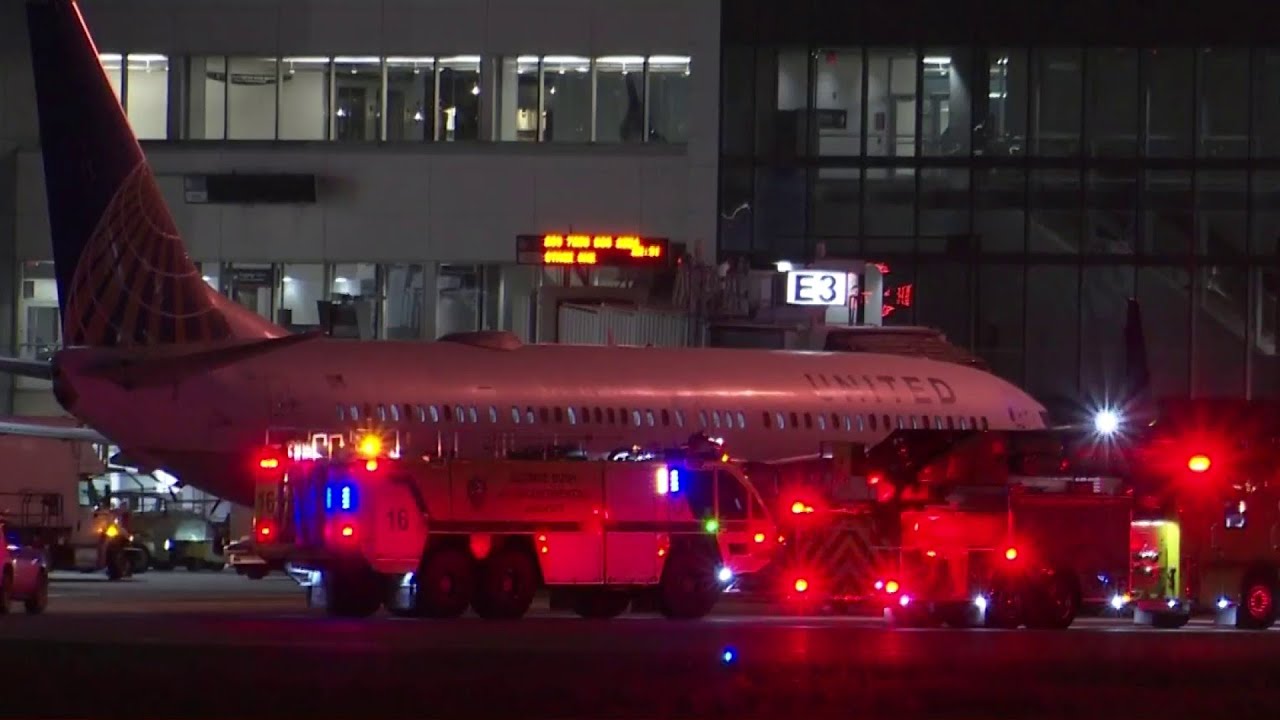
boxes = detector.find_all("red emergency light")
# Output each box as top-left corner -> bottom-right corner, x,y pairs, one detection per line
257,521 -> 275,540
258,457 -> 279,470
1187,454 -> 1212,473
339,523 -> 356,540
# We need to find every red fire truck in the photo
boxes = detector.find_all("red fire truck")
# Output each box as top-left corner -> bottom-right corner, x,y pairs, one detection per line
743,431 -> 1133,629
1119,399 -> 1280,629
251,430 -> 778,619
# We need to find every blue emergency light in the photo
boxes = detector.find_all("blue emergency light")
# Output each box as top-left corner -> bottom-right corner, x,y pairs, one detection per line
324,482 -> 358,512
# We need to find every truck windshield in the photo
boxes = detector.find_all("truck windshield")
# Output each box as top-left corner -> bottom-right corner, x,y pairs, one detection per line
684,470 -> 715,519
716,470 -> 748,520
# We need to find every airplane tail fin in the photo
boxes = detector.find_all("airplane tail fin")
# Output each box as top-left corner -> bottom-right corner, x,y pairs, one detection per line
25,0 -> 283,347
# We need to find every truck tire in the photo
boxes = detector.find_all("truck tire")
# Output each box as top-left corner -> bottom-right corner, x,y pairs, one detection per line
417,547 -> 476,618
571,589 -> 630,619
0,568 -> 11,614
473,547 -> 537,620
106,550 -> 129,581
1237,571 -> 1277,630
324,566 -> 382,618
245,566 -> 269,580
23,571 -> 48,615
131,546 -> 150,575
1025,570 -> 1080,630
985,588 -> 1023,629
658,549 -> 720,619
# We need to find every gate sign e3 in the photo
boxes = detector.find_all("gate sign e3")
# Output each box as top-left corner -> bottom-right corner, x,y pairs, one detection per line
785,270 -> 851,306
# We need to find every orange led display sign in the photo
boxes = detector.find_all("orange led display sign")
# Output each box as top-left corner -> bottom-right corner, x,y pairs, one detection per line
516,234 -> 670,267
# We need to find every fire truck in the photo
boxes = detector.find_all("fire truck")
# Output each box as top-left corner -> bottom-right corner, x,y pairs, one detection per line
251,429 -> 778,619
742,430 -> 1133,629
1117,399 -> 1280,629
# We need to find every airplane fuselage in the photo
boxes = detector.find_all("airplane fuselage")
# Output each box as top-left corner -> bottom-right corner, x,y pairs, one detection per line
54,336 -> 1048,505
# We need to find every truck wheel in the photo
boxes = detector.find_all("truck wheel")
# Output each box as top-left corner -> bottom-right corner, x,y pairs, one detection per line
985,589 -> 1023,629
245,566 -> 269,580
185,558 -> 201,572
106,550 -> 129,581
1237,572 -> 1277,630
23,572 -> 48,615
658,549 -> 720,619
0,569 -> 11,614
473,547 -> 536,620
571,589 -> 630,619
324,566 -> 382,618
417,548 -> 475,618
130,547 -> 150,574
1025,570 -> 1079,630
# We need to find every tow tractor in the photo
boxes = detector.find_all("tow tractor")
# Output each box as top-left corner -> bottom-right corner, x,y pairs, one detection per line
744,430 -> 1132,629
249,429 -> 778,619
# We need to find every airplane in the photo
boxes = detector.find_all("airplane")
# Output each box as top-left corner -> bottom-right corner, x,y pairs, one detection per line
5,0 -> 1050,507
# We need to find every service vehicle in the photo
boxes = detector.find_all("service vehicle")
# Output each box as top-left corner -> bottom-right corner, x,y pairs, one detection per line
0,434 -> 137,580
115,491 -> 227,573
0,520 -> 50,614
743,431 -> 1132,629
1114,399 -> 1280,629
251,429 -> 778,619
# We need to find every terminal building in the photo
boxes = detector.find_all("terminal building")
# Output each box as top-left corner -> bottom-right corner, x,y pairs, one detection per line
721,0 -> 1280,414
0,0 -> 717,414
3,0 -> 1280,420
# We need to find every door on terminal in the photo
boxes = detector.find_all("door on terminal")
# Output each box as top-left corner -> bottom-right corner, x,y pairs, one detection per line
225,264 -> 276,321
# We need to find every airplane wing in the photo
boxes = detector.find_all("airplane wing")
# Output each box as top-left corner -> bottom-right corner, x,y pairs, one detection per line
0,356 -> 52,380
0,419 -> 107,443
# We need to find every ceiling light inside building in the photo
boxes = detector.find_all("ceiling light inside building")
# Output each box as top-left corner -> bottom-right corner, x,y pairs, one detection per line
923,56 -> 952,65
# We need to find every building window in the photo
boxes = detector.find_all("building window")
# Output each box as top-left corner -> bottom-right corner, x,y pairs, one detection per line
281,264 -> 324,330
595,55 -> 645,142
386,56 -> 435,141
227,57 -> 278,140
333,56 -> 381,142
647,55 -> 690,143
439,55 -> 481,141
383,263 -> 424,340
1033,48 -> 1082,156
920,49 -> 969,157
542,55 -> 591,142
125,53 -> 169,139
188,56 -> 227,139
280,56 -> 330,140
99,53 -> 123,101
498,56 -> 540,142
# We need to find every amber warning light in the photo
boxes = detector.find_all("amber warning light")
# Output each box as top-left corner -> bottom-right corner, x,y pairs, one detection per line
516,234 -> 670,267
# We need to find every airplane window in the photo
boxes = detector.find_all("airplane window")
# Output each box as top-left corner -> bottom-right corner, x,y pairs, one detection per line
775,412 -> 785,429
910,416 -> 919,430
337,405 -> 345,421
442,405 -> 453,422
712,413 -> 721,429
619,408 -> 628,425
817,414 -> 827,431
869,414 -> 877,430
1007,407 -> 1017,422
376,405 -> 387,422
363,403 -> 373,419
428,405 -> 439,422
581,407 -> 591,423
883,415 -> 891,430
661,409 -> 671,427
526,407 -> 535,424
946,416 -> 955,430
350,405 -> 360,420
511,407 -> 521,424
736,411 -> 746,429
790,412 -> 799,429
854,415 -> 863,431
594,407 -> 604,424
468,406 -> 478,423
553,407 -> 563,424
970,416 -> 978,430
607,408 -> 616,424
959,417 -> 968,430
699,410 -> 708,427
675,410 -> 685,428
632,410 -> 642,427
762,411 -> 772,429
830,412 -> 840,429
567,407 -> 577,425
804,413 -> 813,429
896,416 -> 905,430
389,405 -> 401,422
646,410 -> 655,427
540,407 -> 551,424
832,375 -> 848,388
489,406 -> 498,423
981,417 -> 989,430
456,406 -> 468,423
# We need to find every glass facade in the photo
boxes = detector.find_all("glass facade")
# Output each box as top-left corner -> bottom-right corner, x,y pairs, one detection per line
98,52 -> 690,144
722,0 -> 1280,409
